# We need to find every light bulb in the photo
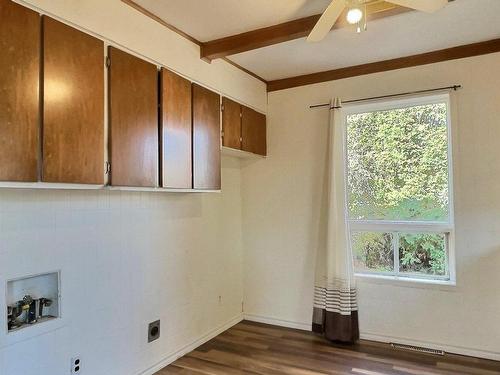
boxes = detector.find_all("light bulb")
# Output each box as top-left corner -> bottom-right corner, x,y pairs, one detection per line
346,8 -> 363,24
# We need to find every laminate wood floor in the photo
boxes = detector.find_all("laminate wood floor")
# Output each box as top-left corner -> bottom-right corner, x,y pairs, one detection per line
156,321 -> 500,375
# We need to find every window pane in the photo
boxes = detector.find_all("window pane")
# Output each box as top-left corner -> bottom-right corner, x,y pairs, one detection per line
352,231 -> 393,273
346,103 -> 449,221
398,233 -> 447,276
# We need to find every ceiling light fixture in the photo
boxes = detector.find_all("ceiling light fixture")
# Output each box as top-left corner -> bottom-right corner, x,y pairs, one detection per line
346,0 -> 367,33
346,7 -> 363,24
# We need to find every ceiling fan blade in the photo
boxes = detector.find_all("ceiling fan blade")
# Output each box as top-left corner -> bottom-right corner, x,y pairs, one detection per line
307,0 -> 347,43
387,0 -> 448,13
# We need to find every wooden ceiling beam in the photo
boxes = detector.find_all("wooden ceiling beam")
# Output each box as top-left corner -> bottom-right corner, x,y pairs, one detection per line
201,14 -> 320,61
267,38 -> 500,92
200,2 -> 410,61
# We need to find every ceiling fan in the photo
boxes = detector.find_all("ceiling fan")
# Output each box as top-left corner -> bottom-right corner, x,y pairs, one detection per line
307,0 -> 449,42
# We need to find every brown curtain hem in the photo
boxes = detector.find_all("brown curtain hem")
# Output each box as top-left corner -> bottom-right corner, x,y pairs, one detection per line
313,307 -> 359,344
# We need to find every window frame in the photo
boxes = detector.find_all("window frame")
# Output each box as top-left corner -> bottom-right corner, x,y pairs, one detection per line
342,93 -> 456,284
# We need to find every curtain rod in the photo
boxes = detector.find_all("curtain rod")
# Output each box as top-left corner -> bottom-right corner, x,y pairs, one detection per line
309,85 -> 462,109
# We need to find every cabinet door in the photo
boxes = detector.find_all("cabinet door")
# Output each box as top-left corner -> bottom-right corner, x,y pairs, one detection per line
242,106 -> 266,156
192,84 -> 221,190
161,69 -> 192,189
43,17 -> 104,184
108,47 -> 158,187
0,0 -> 39,182
222,97 -> 241,150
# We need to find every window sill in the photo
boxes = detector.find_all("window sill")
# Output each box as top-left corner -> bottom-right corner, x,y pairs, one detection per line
355,273 -> 457,291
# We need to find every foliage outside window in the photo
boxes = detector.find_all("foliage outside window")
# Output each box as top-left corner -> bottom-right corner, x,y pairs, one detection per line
345,95 -> 454,282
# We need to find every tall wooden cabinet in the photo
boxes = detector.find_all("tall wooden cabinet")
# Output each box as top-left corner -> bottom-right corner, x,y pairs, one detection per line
43,17 -> 104,184
192,84 -> 221,190
108,47 -> 158,187
0,0 -> 252,192
161,69 -> 192,189
0,0 -> 40,182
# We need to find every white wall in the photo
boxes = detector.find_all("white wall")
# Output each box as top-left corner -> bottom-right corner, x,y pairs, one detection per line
0,157 -> 245,375
0,1 -> 267,374
242,52 -> 500,359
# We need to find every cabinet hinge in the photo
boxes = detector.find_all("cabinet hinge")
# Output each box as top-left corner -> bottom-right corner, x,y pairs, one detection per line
105,56 -> 111,68
239,137 -> 243,143
221,104 -> 225,111
221,131 -> 225,138
239,112 -> 242,118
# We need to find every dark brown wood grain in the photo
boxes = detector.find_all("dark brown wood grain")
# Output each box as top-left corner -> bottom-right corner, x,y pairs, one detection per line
192,84 -> 221,190
108,47 -> 158,187
242,106 -> 266,156
222,97 -> 241,150
200,4 -> 410,61
0,0 -> 40,182
201,14 -> 320,61
42,16 -> 104,184
161,68 -> 192,189
268,38 -> 500,92
157,321 -> 500,375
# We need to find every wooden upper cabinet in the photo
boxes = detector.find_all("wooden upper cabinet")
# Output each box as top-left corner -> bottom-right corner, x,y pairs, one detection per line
192,84 -> 221,190
0,1 -> 39,182
43,17 -> 104,184
222,97 -> 241,150
108,47 -> 158,187
161,69 -> 192,189
242,106 -> 267,156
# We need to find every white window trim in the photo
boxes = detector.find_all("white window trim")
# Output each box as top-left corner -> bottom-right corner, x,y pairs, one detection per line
342,92 -> 456,285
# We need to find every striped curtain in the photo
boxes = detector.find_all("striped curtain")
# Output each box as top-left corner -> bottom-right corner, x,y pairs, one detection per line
312,98 -> 359,343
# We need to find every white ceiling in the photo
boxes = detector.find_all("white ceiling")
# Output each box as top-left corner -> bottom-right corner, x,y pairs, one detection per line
134,0 -> 500,81
134,0 -> 332,41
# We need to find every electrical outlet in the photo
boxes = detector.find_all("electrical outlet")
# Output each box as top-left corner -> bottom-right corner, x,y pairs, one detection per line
148,320 -> 160,343
71,357 -> 81,374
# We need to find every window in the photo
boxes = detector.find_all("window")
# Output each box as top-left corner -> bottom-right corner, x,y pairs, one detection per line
344,94 -> 454,283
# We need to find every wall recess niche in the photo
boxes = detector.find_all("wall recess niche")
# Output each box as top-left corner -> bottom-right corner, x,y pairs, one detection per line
6,272 -> 60,333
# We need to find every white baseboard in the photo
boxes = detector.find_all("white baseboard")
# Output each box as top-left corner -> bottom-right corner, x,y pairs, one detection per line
360,332 -> 500,362
244,313 -> 500,362
243,313 -> 311,331
138,314 -> 244,375
135,311 -> 499,373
